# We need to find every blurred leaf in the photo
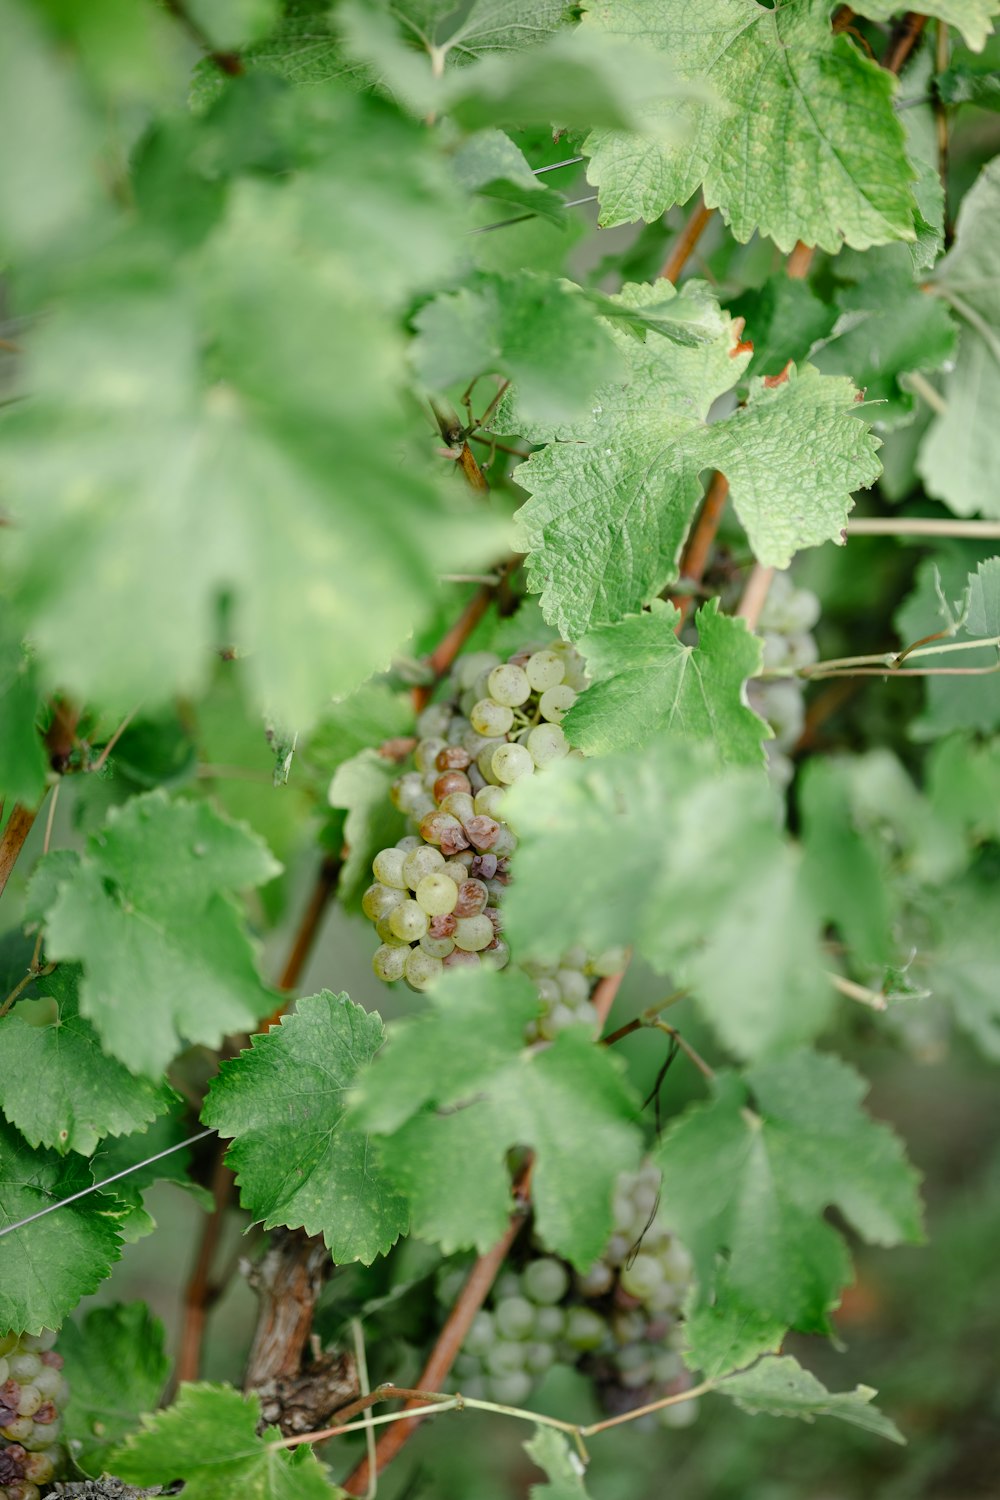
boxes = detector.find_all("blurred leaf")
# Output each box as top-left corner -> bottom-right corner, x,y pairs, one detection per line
525,1426 -> 591,1497
718,1354 -> 905,1442
61,1303 -> 172,1476
327,749 -> 407,910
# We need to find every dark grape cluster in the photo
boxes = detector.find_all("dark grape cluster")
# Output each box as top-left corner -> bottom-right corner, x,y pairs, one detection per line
356,641 -> 624,1027
449,1161 -> 698,1428
0,1332 -> 69,1499
746,570 -> 821,790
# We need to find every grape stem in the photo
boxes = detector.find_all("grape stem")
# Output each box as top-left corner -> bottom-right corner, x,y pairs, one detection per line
652,1021 -> 716,1081
601,988 -> 691,1047
659,197 -> 714,284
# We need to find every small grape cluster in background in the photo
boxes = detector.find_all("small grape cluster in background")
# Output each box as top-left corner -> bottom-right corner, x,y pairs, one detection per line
359,641 -> 624,1032
0,1332 -> 69,1499
449,1161 -> 697,1428
746,570 -> 821,789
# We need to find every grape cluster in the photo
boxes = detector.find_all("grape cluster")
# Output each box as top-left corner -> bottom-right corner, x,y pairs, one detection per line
0,1332 -> 69,1499
450,1161 -> 698,1428
359,641 -> 624,1027
746,571 -> 821,791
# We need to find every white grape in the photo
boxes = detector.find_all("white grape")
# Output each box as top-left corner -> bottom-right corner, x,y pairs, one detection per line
538,684 -> 577,722
453,914 -> 494,952
361,883 -> 406,922
372,945 -> 407,982
404,947 -> 444,990
470,698 -> 515,737
372,847 -> 408,889
474,785 -> 506,819
521,1257 -> 570,1306
495,1296 -> 536,1340
402,846 -> 445,889
415,873 -> 459,916
439,791 -> 476,823
420,933 -> 455,958
527,723 -> 569,767
491,742 -> 534,784
525,650 -> 565,691
389,901 -> 430,942
487,663 -> 531,707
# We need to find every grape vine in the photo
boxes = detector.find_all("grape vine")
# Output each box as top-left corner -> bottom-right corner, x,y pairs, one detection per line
0,2 -> 999,1498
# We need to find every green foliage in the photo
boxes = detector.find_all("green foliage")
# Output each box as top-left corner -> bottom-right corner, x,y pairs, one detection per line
658,1052 -> 923,1347
204,992 -> 407,1263
581,0 -> 917,250
29,791 -> 280,1076
60,1303 -> 172,1475
526,1427 -> 592,1497
110,1383 -> 345,1498
717,1354 -> 904,1443
565,601 -> 767,765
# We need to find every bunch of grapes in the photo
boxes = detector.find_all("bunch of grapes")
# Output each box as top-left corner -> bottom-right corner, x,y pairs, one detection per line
359,641 -> 624,1027
449,1161 -> 698,1428
746,571 -> 821,790
0,1332 -> 69,1499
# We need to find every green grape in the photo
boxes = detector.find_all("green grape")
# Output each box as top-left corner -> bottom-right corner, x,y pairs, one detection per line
7,1358 -> 39,1388
487,663 -> 532,707
457,651 -> 502,690
464,1311 -> 496,1357
404,947 -> 443,990
473,785 -> 506,819
521,1258 -> 570,1306
414,737 -> 447,773
1,1418 -> 34,1444
13,1391 -> 40,1421
420,933 -> 455,958
389,900 -> 429,942
0,1358 -> 8,1386
494,1296 -> 536,1340
487,1371 -> 534,1407
576,1261 -> 614,1298
390,771 -> 426,814
525,650 -> 566,691
482,940 -> 511,970
402,845 -> 445,888
453,915 -> 494,952
534,1306 -> 566,1340
372,847 -> 408,889
374,916 -> 407,946
415,873 -> 459,916
526,723 -> 569,768
361,883 -> 406,922
555,969 -> 590,1007
538,684 -> 577,722
491,742 -> 534,784
372,944 -> 408,982
417,702 -> 453,739
620,1254 -> 665,1301
470,698 -> 515,737
485,1340 -> 526,1376
439,791 -> 476,823
28,1369 -> 61,1403
523,1341 -> 556,1376
564,1308 -> 607,1352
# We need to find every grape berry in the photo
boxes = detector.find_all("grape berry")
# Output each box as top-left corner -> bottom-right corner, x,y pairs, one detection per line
746,570 -> 821,790
0,1331 -> 69,1499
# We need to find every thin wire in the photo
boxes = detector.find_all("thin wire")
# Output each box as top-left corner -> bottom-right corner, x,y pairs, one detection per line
531,155 -> 584,175
0,1127 -> 216,1241
467,194 -> 598,236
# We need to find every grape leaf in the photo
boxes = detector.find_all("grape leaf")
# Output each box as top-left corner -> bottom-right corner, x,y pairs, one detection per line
186,0 -> 280,50
0,965 -> 175,1156
95,1114 -> 214,1243
565,599 -> 767,766
0,1120 -> 123,1333
684,1296 -> 786,1381
580,0 -> 917,252
919,158 -> 1000,517
737,276 -> 837,383
798,758 -> 895,967
0,0 -> 104,258
110,1383 -> 344,1499
0,623 -> 47,805
966,556 -> 1000,636
922,878 -> 1000,1060
349,969 -> 644,1266
809,259 -> 957,429
203,992 -> 408,1264
60,1303 -> 172,1477
653,1051 -> 923,1333
412,273 -> 622,427
33,790 -> 280,1077
503,742 -> 834,1059
855,0 -> 1000,51
510,280 -> 879,637
3,101 -> 503,726
718,1353 -> 904,1442
439,0 -> 574,58
936,64 -> 1000,106
525,1427 -> 591,1498
326,750 -> 407,911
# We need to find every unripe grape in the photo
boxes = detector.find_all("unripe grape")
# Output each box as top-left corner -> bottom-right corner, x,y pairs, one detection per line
485,1340 -> 526,1375
374,916 -> 407,946
402,846 -> 445,888
7,1360 -> 39,1387
487,1371 -> 533,1407
487,664 -> 531,707
23,1415 -> 60,1449
482,940 -> 511,970
389,901 -> 429,942
361,883 -> 405,922
415,873 -> 459,917
395,835 -> 423,852
372,945 -> 408,982
523,1342 -> 555,1376
14,1390 -> 40,1420
521,1258 -> 570,1306
420,933 -> 455,958
620,1254 -> 665,1301
576,1261 -> 614,1298
453,915 -> 494,952
495,1297 -> 536,1340
526,723 -> 569,767
588,946 -> 628,977
491,743 -> 534,784
372,847 -> 408,889
525,651 -> 565,691
473,785 -> 506,820
404,948 -> 444,991
464,1311 -> 495,1356
470,699 -> 515,737
534,1306 -> 565,1340
555,969 -> 590,1007
539,685 -> 577,722
564,1308 -> 607,1352
439,792 -> 476,823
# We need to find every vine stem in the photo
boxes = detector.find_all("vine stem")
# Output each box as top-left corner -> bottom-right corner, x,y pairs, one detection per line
0,802 -> 40,902
412,583 -> 495,714
845,516 -> 1000,540
670,473 -> 731,630
162,0 -> 244,74
735,563 -> 776,632
659,198 -> 713,283
176,853 -> 343,1384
